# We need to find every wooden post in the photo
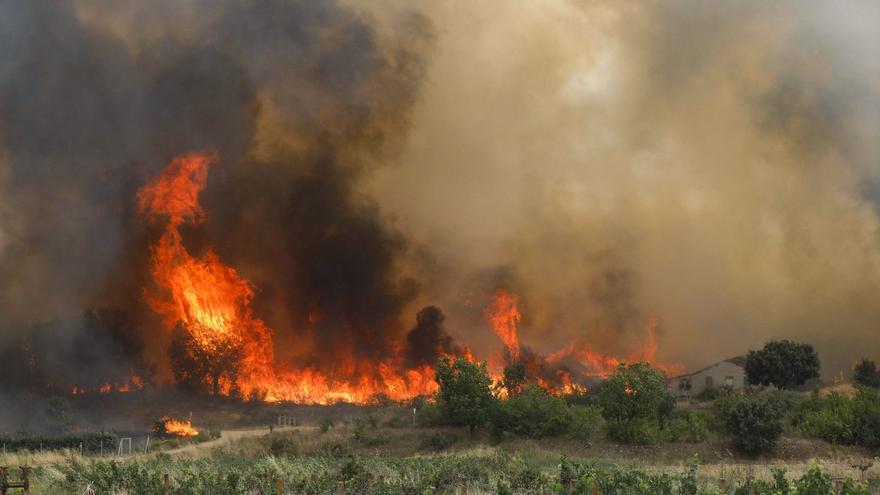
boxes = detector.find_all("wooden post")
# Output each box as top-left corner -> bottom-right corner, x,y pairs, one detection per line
591,478 -> 598,495
461,479 -> 467,495
337,480 -> 344,495
19,467 -> 28,493
163,473 -> 169,495
718,478 -> 727,492
275,477 -> 284,495
1,466 -> 8,495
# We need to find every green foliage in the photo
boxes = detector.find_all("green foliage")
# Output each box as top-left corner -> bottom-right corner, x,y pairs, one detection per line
0,431 -> 117,453
567,405 -> 605,441
268,433 -> 298,457
793,387 -> 880,450
853,359 -> 880,388
694,386 -> 732,402
490,384 -> 571,438
435,357 -> 496,437
852,386 -> 880,449
724,394 -> 784,455
595,362 -> 674,423
414,400 -> 444,427
792,466 -> 831,495
594,362 -> 674,444
798,392 -> 856,444
605,418 -> 663,445
667,410 -> 709,443
745,340 -> 820,390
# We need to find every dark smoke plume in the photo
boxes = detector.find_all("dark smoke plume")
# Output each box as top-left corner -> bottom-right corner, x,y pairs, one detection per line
404,306 -> 462,369
0,0 -> 433,391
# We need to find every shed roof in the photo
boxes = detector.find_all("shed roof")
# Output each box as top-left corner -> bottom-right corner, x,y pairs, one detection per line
670,356 -> 746,380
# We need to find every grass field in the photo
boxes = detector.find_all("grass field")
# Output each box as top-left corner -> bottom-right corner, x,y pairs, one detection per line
4,420 -> 878,494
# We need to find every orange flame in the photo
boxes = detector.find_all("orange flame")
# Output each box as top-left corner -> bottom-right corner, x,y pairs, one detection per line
161,417 -> 199,437
137,152 -> 437,404
484,289 -> 522,362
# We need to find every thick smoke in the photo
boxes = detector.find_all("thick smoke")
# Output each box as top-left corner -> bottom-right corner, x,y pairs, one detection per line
368,0 -> 880,375
404,306 -> 462,369
2,0 -> 879,399
0,0 -> 433,391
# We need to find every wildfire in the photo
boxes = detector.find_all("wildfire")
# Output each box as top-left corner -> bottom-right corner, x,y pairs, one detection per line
131,151 -> 680,404
484,289 -> 522,362
159,417 -> 199,437
137,152 -> 437,404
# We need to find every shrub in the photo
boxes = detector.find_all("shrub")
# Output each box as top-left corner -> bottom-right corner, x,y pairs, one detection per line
792,466 -> 831,495
268,434 -> 297,457
490,384 -> 571,438
694,386 -> 730,402
854,359 -> 880,388
798,392 -> 856,444
852,386 -> 880,449
606,419 -> 663,445
725,395 -> 784,455
594,362 -> 674,424
567,405 -> 605,441
667,410 -> 709,443
415,400 -> 444,427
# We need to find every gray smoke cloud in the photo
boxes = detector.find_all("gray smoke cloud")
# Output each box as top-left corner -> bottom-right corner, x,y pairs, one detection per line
367,0 -> 880,376
1,0 -> 878,394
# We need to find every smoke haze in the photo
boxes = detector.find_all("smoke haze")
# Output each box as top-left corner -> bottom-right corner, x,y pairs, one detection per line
1,0 -> 878,393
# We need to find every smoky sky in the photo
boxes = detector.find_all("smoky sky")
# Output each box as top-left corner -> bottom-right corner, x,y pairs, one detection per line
1,0 -> 879,390
0,0 -> 432,388
367,0 -> 880,376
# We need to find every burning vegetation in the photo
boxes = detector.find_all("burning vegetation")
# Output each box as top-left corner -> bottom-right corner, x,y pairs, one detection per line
129,152 -> 680,404
152,417 -> 199,438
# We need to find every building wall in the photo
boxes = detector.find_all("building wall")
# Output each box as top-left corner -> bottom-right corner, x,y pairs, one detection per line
671,361 -> 746,397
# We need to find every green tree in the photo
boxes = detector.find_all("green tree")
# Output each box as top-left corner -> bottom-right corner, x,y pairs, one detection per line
745,340 -> 820,390
490,384 -> 571,438
435,357 -> 495,438
595,362 -> 673,423
594,362 -> 674,444
502,362 -> 527,396
853,359 -> 880,388
725,395 -> 785,455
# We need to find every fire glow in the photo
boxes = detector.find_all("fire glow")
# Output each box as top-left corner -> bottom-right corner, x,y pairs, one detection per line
132,151 -> 679,404
161,417 -> 199,437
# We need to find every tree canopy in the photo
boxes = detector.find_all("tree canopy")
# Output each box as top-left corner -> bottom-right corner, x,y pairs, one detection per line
435,357 -> 495,437
745,340 -> 820,390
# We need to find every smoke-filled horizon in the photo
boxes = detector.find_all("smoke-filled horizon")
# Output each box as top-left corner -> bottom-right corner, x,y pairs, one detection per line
0,0 -> 878,397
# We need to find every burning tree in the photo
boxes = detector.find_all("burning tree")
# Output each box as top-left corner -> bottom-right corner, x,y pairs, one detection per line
168,325 -> 242,395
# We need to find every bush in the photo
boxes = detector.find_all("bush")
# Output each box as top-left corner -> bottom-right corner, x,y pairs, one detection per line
854,359 -> 880,388
667,410 -> 709,443
852,386 -> 880,449
567,405 -> 605,441
490,385 -> 571,439
798,392 -> 856,444
595,363 -> 674,423
694,386 -> 731,402
725,395 -> 784,455
268,434 -> 297,457
606,419 -> 663,445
